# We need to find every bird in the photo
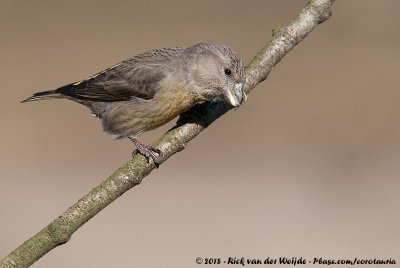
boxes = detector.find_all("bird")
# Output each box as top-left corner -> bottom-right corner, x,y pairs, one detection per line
22,43 -> 246,164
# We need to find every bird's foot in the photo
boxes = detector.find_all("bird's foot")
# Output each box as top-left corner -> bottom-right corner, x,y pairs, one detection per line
129,137 -> 162,166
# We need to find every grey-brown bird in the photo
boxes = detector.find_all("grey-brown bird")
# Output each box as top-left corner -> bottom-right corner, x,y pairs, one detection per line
22,43 -> 245,164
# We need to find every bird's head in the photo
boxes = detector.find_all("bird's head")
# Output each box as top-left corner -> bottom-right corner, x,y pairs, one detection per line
185,43 -> 245,108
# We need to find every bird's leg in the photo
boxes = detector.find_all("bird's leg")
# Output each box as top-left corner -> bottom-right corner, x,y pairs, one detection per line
129,137 -> 162,165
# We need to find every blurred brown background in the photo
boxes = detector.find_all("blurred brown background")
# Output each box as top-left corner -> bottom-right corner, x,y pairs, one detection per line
1,0 -> 399,267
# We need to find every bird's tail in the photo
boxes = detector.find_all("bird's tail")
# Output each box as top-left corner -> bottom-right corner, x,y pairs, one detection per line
20,90 -> 62,103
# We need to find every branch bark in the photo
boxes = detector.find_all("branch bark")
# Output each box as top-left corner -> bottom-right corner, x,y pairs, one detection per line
0,1 -> 335,267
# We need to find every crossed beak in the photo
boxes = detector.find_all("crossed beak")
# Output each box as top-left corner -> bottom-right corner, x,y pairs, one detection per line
223,83 -> 247,109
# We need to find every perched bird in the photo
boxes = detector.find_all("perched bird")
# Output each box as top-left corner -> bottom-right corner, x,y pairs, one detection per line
22,43 -> 245,164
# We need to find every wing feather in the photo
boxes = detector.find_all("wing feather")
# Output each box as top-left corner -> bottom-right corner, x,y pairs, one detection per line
56,63 -> 166,101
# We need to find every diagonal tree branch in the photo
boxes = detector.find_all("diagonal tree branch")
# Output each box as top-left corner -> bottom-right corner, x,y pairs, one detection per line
0,0 -> 336,267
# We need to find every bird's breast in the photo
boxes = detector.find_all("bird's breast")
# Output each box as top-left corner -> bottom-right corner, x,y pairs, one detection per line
143,82 -> 197,130
102,77 -> 202,138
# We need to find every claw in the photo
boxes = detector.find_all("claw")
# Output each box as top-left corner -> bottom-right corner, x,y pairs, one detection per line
148,145 -> 161,154
129,137 -> 162,166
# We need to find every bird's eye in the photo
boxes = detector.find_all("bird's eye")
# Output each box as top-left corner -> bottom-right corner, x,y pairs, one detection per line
224,69 -> 232,76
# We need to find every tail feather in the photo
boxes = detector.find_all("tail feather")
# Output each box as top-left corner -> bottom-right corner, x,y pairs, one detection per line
21,90 -> 59,103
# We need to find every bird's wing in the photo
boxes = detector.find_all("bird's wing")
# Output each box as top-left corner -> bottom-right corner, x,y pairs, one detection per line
56,62 -> 167,101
